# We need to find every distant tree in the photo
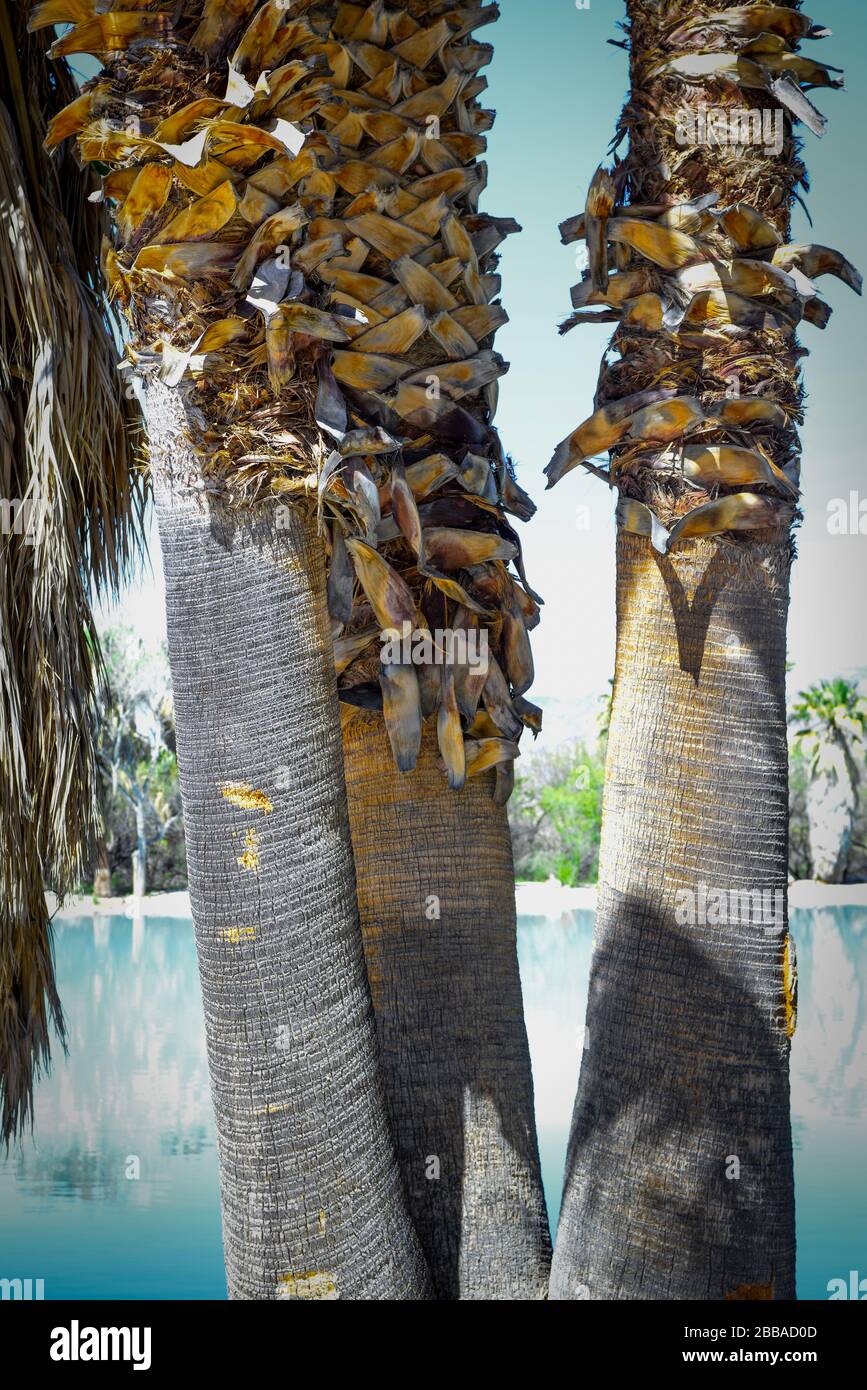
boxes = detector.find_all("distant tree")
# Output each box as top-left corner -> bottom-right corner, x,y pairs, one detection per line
510,740 -> 605,886
96,628 -> 179,898
791,679 -> 867,883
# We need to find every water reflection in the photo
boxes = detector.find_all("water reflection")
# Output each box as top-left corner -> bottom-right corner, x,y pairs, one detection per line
517,904 -> 867,1300
0,916 -> 223,1300
1,906 -> 864,1300
791,907 -> 867,1125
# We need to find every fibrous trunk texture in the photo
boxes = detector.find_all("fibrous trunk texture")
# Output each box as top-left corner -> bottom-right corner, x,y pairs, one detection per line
148,381 -> 431,1300
550,532 -> 796,1300
343,716 -> 551,1298
546,0 -> 856,1299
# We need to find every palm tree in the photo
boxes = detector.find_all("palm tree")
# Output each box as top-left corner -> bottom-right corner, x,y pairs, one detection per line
96,628 -> 181,898
43,0 -> 547,1295
0,0 -> 142,1142
545,1 -> 859,1300
791,679 -> 867,883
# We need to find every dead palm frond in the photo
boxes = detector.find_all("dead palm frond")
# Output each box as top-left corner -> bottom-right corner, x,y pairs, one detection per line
0,1 -> 144,1141
547,2 -> 859,553
43,0 -> 538,806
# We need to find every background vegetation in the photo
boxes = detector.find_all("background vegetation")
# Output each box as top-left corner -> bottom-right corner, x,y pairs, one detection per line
83,658 -> 867,893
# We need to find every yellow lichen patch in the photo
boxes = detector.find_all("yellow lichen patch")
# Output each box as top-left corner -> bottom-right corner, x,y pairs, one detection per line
277,1271 -> 338,1301
237,828 -> 260,872
254,1101 -> 289,1117
318,1209 -> 327,1234
220,782 -> 273,814
217,926 -> 256,945
783,933 -> 798,1039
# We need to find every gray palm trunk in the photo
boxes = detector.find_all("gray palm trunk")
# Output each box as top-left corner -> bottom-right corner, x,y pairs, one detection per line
147,381 -> 431,1300
550,535 -> 797,1300
807,740 -> 856,883
132,798 -> 147,899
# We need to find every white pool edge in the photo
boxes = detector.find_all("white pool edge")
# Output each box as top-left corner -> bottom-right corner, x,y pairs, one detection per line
47,877 -> 867,923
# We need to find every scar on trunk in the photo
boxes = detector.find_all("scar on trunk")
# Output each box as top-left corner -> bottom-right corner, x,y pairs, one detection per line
217,926 -> 256,944
277,1271 -> 338,1300
783,933 -> 798,1039
237,827 -> 260,872
220,782 -> 273,814
724,1278 -> 774,1300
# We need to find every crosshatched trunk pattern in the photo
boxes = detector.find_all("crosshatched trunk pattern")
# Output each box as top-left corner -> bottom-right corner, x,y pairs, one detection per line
343,716 -> 551,1298
148,381 -> 431,1300
551,533 -> 795,1300
546,0 -> 858,1300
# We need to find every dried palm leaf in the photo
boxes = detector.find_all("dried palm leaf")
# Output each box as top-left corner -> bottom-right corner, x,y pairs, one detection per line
547,0 -> 853,576
771,243 -> 863,294
0,1 -> 143,1139
51,0 -> 538,797
646,443 -> 798,497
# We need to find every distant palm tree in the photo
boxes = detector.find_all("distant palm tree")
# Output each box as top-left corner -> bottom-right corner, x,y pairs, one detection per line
791,679 -> 867,883
40,0 -> 549,1297
97,629 -> 180,899
0,0 -> 142,1141
546,0 -> 858,1300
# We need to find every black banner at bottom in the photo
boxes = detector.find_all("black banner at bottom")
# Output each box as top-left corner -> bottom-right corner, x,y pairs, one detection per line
1,1295 -> 861,1375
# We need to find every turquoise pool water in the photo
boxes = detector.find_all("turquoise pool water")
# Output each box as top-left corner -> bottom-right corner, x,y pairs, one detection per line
1,906 -> 864,1299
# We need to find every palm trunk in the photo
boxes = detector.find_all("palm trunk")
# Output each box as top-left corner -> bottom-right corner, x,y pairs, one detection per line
132,800 -> 147,899
807,742 -> 856,883
148,380 -> 430,1301
550,531 -> 796,1300
543,0 -> 853,1301
93,841 -> 111,898
343,716 -> 551,1299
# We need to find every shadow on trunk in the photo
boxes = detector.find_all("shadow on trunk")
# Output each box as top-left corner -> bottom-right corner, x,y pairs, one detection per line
552,888 -> 795,1301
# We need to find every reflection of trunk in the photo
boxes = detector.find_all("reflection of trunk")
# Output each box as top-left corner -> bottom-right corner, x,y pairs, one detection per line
132,801 -> 146,899
148,381 -> 430,1301
808,741 -> 856,883
343,716 -> 551,1299
93,841 -> 111,898
550,535 -> 796,1301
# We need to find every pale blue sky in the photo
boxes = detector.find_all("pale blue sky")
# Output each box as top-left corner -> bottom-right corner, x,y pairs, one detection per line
103,0 -> 867,706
